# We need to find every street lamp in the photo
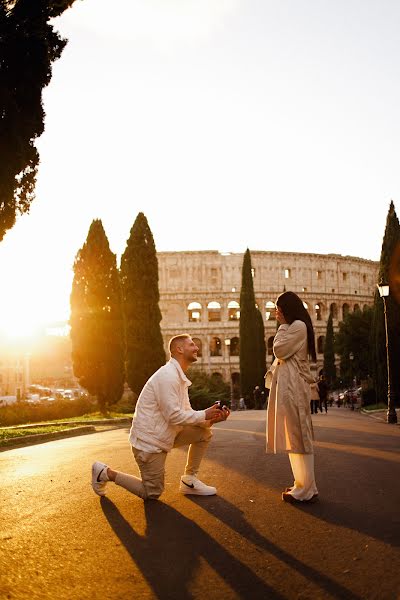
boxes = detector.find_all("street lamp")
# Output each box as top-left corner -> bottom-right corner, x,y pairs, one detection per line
377,282 -> 397,424
224,338 -> 234,409
349,352 -> 354,385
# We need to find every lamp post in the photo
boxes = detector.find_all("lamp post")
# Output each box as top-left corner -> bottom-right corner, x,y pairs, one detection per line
377,282 -> 398,424
349,351 -> 354,385
224,338 -> 234,409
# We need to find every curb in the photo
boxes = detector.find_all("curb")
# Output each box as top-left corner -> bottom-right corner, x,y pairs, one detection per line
0,425 -> 97,451
1,418 -> 132,430
361,408 -> 400,424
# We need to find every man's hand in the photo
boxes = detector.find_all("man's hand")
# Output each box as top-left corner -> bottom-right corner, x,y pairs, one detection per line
209,406 -> 230,425
204,403 -> 223,421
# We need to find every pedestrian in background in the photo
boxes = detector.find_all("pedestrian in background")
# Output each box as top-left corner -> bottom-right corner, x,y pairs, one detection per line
266,291 -> 318,504
317,372 -> 329,413
310,381 -> 321,414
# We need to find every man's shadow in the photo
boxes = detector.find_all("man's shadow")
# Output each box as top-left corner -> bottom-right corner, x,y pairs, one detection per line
100,497 -> 283,600
187,496 -> 362,600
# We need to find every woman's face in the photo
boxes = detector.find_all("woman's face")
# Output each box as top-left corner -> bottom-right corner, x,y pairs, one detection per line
275,302 -> 287,324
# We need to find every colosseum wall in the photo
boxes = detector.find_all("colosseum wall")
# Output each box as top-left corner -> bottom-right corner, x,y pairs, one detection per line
158,250 -> 378,383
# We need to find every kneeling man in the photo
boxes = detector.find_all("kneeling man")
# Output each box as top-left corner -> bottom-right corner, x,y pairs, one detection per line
91,334 -> 230,499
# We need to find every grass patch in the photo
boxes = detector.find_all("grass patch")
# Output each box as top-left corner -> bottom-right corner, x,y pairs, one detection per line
0,424 -> 80,443
52,411 -> 131,422
362,403 -> 388,411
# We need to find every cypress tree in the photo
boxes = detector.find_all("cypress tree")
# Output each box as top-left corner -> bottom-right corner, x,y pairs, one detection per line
0,0 -> 76,241
120,212 -> 166,396
239,249 -> 265,407
70,219 -> 125,412
372,201 -> 400,410
323,313 -> 336,385
256,307 -> 267,387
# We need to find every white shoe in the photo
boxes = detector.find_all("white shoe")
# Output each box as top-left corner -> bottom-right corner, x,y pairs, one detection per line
91,461 -> 109,496
179,475 -> 217,496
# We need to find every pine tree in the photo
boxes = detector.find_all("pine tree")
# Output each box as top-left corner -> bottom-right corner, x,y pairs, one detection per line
0,1 -> 76,240
70,219 -> 125,412
256,308 -> 267,387
239,249 -> 265,406
120,212 -> 166,396
372,201 -> 400,409
323,313 -> 336,385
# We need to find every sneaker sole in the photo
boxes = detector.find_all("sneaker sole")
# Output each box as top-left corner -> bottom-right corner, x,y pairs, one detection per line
179,488 -> 217,496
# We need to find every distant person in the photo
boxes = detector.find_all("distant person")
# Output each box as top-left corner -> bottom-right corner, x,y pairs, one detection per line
317,373 -> 329,413
91,335 -> 230,500
266,291 -> 318,504
253,386 -> 262,409
310,381 -> 321,414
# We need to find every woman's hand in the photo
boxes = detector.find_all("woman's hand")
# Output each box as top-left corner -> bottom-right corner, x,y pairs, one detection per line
276,306 -> 287,324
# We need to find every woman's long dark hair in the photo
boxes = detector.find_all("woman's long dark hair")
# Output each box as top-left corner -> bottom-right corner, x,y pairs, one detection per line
276,291 -> 317,362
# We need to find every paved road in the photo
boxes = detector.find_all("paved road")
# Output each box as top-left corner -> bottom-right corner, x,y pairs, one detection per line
1,408 -> 399,600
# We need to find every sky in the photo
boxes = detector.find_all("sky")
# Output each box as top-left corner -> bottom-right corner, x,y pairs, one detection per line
1,0 -> 400,337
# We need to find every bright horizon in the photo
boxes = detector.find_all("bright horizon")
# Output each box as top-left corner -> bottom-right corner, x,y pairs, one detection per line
0,0 -> 399,340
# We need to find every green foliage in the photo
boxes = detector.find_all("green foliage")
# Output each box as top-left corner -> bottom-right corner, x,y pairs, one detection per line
0,0 -> 77,240
371,201 -> 400,405
335,306 -> 373,384
0,395 -> 94,427
323,313 -> 336,384
187,369 -> 230,410
239,249 -> 266,406
120,213 -> 166,395
70,220 -> 125,411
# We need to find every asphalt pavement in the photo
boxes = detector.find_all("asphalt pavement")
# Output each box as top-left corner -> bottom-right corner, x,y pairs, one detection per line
1,408 -> 399,600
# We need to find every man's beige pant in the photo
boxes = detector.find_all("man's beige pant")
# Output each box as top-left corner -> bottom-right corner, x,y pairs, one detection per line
114,425 -> 212,500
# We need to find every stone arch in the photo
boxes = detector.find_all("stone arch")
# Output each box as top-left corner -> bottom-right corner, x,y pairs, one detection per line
330,303 -> 338,319
188,301 -> 202,322
342,303 -> 350,319
317,335 -> 325,354
210,337 -> 222,357
207,301 -> 221,322
315,302 -> 323,321
265,300 -> 276,321
228,300 -> 240,321
230,336 -> 239,356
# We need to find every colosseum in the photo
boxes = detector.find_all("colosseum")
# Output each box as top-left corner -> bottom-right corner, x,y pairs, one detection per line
158,250 -> 378,389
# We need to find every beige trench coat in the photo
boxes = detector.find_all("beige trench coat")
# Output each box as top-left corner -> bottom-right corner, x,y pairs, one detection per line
266,320 -> 315,454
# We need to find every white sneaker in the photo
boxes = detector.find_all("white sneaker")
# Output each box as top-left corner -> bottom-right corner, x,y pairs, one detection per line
91,461 -> 109,496
179,475 -> 217,496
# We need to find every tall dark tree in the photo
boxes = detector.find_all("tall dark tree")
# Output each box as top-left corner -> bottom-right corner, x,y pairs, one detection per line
239,249 -> 265,406
335,306 -> 373,384
120,212 -> 165,396
255,307 -> 267,387
371,201 -> 400,408
0,0 -> 77,241
323,312 -> 336,385
70,219 -> 125,412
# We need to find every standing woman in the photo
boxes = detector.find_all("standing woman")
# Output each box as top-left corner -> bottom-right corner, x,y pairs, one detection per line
266,291 -> 318,503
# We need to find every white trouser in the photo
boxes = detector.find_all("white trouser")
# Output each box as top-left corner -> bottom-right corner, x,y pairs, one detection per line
288,452 -> 318,500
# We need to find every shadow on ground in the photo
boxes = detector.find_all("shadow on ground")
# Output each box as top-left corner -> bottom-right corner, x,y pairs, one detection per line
188,495 -> 362,600
100,497 -> 284,600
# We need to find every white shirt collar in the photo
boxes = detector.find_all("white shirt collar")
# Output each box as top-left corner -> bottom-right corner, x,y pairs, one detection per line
169,358 -> 192,386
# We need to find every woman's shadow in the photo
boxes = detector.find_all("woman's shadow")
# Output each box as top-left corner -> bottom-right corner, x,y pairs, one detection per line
187,496 -> 362,600
100,497 -> 283,599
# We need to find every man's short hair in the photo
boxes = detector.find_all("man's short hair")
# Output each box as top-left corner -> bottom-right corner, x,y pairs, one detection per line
169,334 -> 191,355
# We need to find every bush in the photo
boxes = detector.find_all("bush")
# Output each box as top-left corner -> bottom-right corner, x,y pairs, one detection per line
361,388 -> 377,406
0,396 -> 95,426
187,369 -> 230,410
109,389 -> 137,414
